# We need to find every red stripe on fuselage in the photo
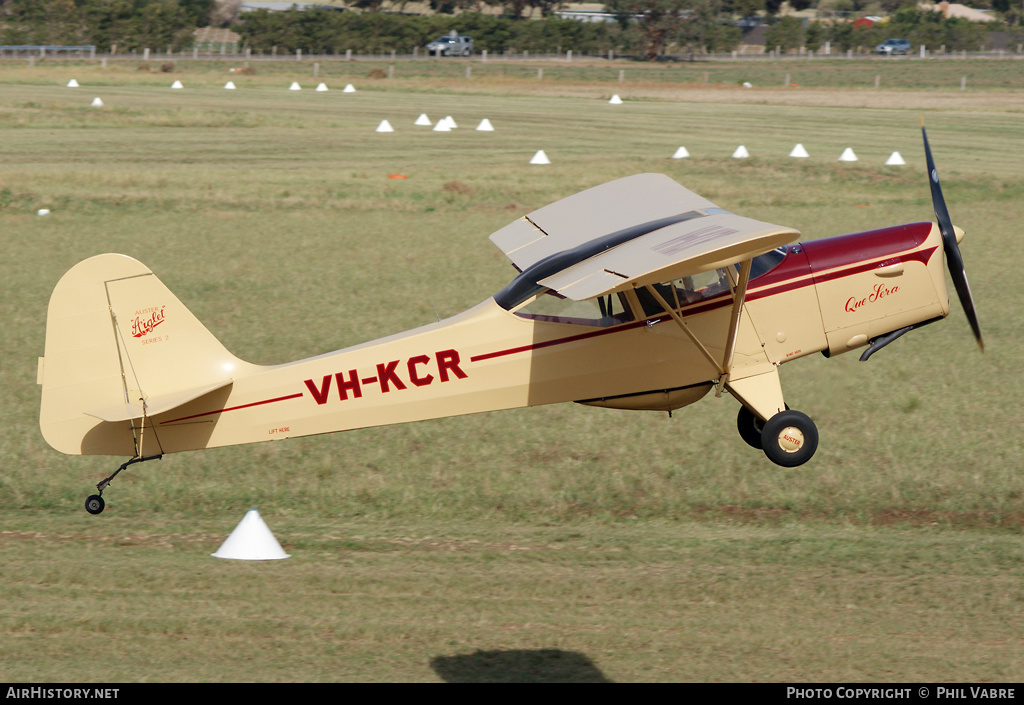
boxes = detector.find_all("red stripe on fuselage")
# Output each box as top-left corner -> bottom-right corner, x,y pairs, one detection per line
160,392 -> 304,425
470,321 -> 643,362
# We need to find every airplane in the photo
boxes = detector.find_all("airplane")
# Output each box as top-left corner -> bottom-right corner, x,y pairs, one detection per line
38,125 -> 982,514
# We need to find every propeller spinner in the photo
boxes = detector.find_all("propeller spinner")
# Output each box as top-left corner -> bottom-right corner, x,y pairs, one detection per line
921,120 -> 984,352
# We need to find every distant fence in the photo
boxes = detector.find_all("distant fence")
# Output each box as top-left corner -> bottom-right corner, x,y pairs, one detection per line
0,46 -> 96,58
1,44 -> 1022,63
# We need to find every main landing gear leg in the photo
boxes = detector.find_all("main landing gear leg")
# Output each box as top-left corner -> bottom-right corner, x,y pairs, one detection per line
85,454 -> 162,515
726,368 -> 819,468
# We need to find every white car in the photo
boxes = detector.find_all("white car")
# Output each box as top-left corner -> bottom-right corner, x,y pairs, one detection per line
876,38 -> 911,55
427,35 -> 473,57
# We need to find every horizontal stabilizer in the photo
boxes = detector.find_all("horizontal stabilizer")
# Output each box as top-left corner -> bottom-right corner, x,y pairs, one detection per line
85,379 -> 234,422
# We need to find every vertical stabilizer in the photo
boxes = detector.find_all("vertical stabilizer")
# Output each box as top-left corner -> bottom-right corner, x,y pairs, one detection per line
39,254 -> 253,455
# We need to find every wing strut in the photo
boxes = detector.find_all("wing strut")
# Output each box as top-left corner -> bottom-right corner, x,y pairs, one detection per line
718,259 -> 754,394
643,285 -> 726,377
643,259 -> 755,395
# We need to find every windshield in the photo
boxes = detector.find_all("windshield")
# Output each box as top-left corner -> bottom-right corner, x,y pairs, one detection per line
749,246 -> 786,279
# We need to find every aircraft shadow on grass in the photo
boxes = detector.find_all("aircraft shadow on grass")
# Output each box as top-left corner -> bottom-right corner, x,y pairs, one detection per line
429,648 -> 612,683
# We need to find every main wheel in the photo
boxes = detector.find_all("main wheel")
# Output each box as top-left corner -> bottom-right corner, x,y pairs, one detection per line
761,410 -> 818,467
736,406 -> 765,449
85,494 -> 105,515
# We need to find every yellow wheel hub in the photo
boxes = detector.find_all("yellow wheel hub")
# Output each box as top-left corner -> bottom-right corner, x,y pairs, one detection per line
777,426 -> 804,453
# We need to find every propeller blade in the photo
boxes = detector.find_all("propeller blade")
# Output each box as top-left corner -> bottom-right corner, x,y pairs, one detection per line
921,120 -> 984,351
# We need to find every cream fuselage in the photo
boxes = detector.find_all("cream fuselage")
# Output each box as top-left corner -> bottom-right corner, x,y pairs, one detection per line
40,221 -> 949,458
101,225 -> 945,456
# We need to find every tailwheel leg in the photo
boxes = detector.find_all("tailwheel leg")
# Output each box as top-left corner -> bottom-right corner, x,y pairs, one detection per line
761,410 -> 818,467
84,454 -> 162,515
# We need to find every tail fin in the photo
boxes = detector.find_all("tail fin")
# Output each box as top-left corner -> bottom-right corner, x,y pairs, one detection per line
39,254 -> 251,456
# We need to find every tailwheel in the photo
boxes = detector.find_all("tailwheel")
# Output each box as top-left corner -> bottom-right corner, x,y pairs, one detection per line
84,454 -> 162,515
761,410 -> 818,467
85,494 -> 105,515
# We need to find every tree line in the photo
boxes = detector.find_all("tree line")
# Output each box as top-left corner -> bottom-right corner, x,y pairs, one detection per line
0,0 -> 1015,58
765,7 -> 993,53
235,9 -> 622,55
0,0 -> 215,50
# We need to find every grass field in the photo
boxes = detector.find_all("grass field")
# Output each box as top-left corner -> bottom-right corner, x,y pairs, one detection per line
2,59 -> 1023,682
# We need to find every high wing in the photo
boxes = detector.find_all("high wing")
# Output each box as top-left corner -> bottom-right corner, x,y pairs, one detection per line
490,174 -> 800,302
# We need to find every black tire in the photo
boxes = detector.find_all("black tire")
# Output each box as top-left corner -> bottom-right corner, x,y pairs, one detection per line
761,410 -> 818,468
85,494 -> 105,515
737,404 -> 789,450
736,406 -> 765,449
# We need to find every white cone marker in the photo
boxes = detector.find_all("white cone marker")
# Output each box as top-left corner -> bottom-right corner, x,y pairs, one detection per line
211,508 -> 290,561
530,150 -> 550,164
885,151 -> 906,165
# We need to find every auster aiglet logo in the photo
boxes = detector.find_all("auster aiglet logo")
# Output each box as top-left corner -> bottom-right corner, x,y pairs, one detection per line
131,306 -> 166,338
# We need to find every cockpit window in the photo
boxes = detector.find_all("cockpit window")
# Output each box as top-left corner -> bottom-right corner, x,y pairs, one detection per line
503,247 -> 792,325
636,269 -> 732,318
514,289 -> 634,327
634,249 -> 789,318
